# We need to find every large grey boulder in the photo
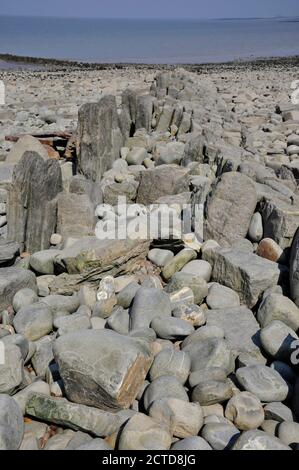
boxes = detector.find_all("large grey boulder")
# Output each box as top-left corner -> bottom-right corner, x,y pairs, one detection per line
204,172 -> 257,247
203,248 -> 280,308
77,95 -> 124,182
26,393 -> 121,437
206,306 -> 261,355
0,267 -> 36,311
7,152 -> 62,253
53,329 -> 153,411
136,164 -> 190,205
0,394 -> 24,449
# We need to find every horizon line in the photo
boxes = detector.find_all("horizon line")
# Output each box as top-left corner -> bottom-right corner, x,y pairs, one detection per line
0,13 -> 298,21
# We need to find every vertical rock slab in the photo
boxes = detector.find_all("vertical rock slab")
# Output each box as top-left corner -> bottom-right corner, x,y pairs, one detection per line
57,192 -> 95,238
7,152 -> 62,253
204,172 -> 257,247
290,227 -> 299,307
77,95 -> 124,182
53,330 -> 153,411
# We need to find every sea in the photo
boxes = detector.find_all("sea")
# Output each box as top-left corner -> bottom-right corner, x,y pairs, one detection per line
0,15 -> 299,64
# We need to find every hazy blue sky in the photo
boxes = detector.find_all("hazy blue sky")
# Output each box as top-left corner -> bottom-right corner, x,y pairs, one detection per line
0,0 -> 299,19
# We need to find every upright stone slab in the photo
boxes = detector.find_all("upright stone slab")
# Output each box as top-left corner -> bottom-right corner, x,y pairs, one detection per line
77,95 -> 124,182
136,164 -> 190,205
204,172 -> 257,247
290,227 -> 299,307
53,329 -> 153,411
7,152 -> 62,253
57,192 -> 95,238
203,248 -> 280,308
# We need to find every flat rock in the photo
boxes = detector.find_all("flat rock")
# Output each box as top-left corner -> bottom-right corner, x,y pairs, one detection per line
151,316 -> 194,340
203,248 -> 280,308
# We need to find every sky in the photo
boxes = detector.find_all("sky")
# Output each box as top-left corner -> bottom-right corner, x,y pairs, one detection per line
0,0 -> 299,19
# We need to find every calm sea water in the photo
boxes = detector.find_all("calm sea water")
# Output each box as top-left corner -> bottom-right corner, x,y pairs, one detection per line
0,16 -> 299,64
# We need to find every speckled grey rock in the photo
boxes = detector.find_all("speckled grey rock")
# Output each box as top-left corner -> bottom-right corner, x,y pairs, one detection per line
206,284 -> 240,309
172,303 -> 206,327
12,380 -> 51,414
13,302 -> 53,341
171,436 -> 212,450
151,316 -> 194,340
260,320 -> 298,361
183,337 -> 234,374
232,430 -> 290,450
106,306 -> 130,335
192,379 -> 233,406
225,392 -> 264,430
143,376 -> 189,411
0,394 -> 24,449
76,439 -> 112,450
12,288 -> 38,312
55,313 -> 92,336
278,422 -> 299,447
236,365 -> 289,402
149,348 -> 191,384
264,402 -> 294,422
118,413 -> 172,450
148,249 -> 174,267
0,342 -> 24,394
257,293 -> 299,330
149,398 -> 203,438
201,422 -> 240,450
117,282 -> 140,309
181,260 -> 212,282
165,272 -> 208,305
129,287 -> 172,331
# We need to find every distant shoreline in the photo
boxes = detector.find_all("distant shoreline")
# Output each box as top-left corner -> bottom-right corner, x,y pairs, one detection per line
1,52 -> 299,72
